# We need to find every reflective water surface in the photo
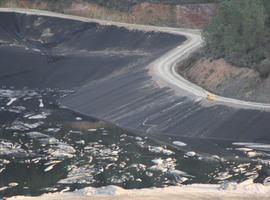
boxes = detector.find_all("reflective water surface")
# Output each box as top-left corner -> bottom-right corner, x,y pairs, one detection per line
0,88 -> 270,198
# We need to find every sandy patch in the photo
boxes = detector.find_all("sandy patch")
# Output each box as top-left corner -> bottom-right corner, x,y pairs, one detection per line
9,183 -> 270,200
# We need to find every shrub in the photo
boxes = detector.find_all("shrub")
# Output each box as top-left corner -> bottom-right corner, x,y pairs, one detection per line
203,0 -> 267,68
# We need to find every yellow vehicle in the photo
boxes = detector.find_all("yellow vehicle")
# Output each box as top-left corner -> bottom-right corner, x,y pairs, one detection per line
206,93 -> 216,101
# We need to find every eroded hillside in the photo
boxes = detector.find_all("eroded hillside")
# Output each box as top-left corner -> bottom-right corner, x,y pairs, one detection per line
0,0 -> 217,28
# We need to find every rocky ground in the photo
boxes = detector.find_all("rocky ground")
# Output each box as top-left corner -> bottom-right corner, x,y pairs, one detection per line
178,56 -> 270,104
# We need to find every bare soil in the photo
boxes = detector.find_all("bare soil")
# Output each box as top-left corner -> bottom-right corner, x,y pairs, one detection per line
178,56 -> 270,103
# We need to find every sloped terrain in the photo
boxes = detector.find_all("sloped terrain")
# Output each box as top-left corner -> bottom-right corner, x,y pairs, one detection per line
0,12 -> 182,89
1,10 -> 270,143
178,57 -> 270,104
0,0 -> 217,28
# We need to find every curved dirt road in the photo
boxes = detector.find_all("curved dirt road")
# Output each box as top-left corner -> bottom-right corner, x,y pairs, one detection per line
1,8 -> 270,111
150,29 -> 270,111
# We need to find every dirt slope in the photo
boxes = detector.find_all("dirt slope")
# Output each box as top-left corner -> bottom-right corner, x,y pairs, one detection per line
0,1 -> 217,28
178,57 -> 270,103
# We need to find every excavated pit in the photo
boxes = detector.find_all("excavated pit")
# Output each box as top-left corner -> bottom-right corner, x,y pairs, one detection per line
1,10 -> 270,144
1,9 -> 270,199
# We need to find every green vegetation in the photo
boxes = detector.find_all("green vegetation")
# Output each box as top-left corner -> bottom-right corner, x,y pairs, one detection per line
203,0 -> 270,77
90,0 -> 218,11
262,0 -> 270,27
0,0 -> 5,6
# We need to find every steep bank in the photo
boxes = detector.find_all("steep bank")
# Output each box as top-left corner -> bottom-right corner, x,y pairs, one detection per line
177,56 -> 270,104
0,0 -> 217,28
189,0 -> 270,104
0,10 -> 183,89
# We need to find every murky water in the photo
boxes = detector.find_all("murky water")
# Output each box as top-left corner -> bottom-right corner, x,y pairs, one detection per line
0,88 -> 270,198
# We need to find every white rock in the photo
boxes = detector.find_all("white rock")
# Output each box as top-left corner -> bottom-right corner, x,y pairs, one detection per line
39,99 -> 44,108
186,151 -> 196,157
6,98 -> 17,106
173,141 -> 187,147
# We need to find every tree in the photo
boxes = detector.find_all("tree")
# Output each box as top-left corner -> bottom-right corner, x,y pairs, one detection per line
261,0 -> 270,27
203,0 -> 266,67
